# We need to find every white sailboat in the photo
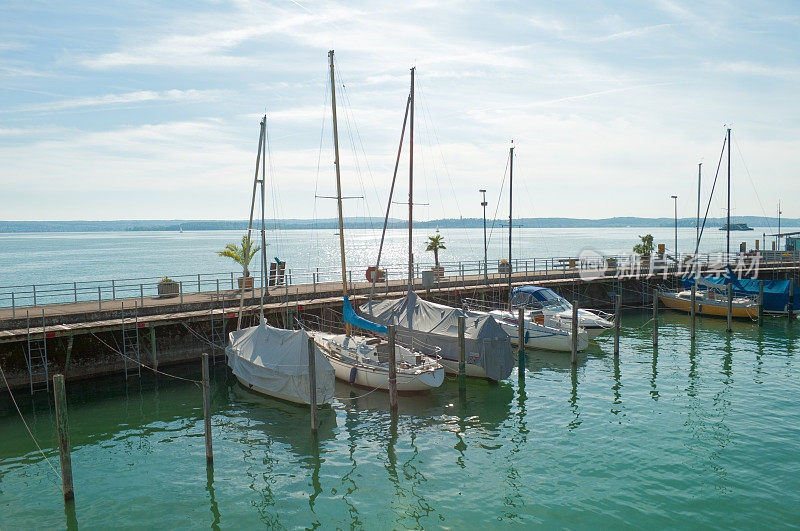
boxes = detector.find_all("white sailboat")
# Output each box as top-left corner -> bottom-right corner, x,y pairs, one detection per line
307,50 -> 444,392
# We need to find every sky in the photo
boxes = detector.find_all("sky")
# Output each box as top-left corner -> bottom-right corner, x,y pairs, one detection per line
1,0 -> 799,222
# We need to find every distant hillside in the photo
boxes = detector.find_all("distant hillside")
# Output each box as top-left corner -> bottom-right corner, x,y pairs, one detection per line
0,216 -> 797,233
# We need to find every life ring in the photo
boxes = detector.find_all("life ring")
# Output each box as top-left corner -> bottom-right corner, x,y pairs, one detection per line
366,266 -> 385,282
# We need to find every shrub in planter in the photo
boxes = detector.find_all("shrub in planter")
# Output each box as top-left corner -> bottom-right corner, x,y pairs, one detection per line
157,276 -> 179,297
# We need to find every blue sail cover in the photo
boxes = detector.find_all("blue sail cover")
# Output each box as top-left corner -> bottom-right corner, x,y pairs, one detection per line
343,296 -> 388,334
682,267 -> 798,313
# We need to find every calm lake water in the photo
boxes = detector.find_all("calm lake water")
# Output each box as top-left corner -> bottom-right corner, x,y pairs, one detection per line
1,311 -> 799,528
1,226 -> 794,291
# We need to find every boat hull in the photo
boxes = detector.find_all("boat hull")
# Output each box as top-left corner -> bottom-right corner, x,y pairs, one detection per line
500,322 -> 588,352
233,375 -> 331,406
325,354 -> 444,391
658,292 -> 757,319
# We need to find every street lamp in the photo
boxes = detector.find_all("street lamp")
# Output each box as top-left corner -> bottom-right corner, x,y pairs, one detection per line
671,195 -> 678,265
480,189 -> 488,283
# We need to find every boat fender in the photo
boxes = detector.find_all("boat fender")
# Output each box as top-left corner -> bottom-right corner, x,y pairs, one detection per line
349,367 -> 358,383
698,304 -> 703,312
524,330 -> 530,344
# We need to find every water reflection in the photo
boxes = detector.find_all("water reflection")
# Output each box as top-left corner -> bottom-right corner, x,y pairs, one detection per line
650,345 -> 659,402
569,366 -> 580,430
611,355 -> 622,415
206,464 -> 221,530
64,499 -> 78,531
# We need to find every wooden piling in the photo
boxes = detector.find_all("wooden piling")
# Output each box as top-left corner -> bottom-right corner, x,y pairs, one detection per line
53,374 -> 74,502
758,280 -> 764,326
570,300 -> 578,365
613,294 -> 621,357
652,288 -> 658,349
457,315 -> 466,390
726,283 -> 733,332
690,285 -> 697,340
201,353 -> 213,464
150,326 -> 158,371
307,336 -> 318,432
388,325 -> 398,411
517,307 -> 525,375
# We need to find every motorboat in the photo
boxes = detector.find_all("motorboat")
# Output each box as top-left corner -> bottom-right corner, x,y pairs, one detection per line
508,286 -> 614,339
658,277 -> 758,319
463,306 -> 588,352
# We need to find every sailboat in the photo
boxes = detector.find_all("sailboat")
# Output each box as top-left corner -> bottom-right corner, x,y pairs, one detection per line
305,50 -> 444,392
360,64 -> 513,381
461,145 -> 593,352
226,117 -> 336,406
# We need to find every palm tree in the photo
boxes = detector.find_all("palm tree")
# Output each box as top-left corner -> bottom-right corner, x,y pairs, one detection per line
218,234 -> 261,277
425,234 -> 446,269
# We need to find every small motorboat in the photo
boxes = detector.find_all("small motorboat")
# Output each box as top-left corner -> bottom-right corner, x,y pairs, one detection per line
509,286 -> 614,339
658,287 -> 758,319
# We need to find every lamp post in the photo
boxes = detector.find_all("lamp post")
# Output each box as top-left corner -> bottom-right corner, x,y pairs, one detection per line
480,189 -> 488,283
671,195 -> 678,266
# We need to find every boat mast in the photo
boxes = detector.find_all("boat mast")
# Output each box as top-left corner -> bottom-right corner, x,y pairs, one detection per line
696,162 -> 701,256
329,50 -> 350,335
260,116 -> 267,314
778,200 -> 782,251
508,143 -> 514,308
408,67 -> 415,290
726,127 -> 731,264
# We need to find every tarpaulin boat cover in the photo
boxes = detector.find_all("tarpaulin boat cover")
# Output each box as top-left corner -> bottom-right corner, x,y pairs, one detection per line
682,268 -> 799,314
226,317 -> 335,404
361,291 -> 513,381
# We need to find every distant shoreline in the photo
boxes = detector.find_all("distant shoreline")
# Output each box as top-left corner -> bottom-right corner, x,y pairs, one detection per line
1,217 -> 796,233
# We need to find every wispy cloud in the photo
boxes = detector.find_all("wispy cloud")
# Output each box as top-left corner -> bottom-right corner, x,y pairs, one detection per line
2,89 -> 226,113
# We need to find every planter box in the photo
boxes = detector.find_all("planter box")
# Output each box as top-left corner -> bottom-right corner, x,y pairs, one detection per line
498,262 -> 512,275
238,276 -> 254,289
157,281 -> 179,298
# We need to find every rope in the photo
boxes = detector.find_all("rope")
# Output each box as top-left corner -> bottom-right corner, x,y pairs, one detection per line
0,362 -> 62,483
337,384 -> 384,401
89,332 -> 202,385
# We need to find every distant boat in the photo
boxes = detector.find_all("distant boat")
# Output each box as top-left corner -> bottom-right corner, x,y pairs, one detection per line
719,223 -> 753,231
179,225 -> 183,233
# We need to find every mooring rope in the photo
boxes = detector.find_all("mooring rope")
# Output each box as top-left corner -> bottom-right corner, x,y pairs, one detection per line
89,332 -> 202,385
0,362 -> 62,483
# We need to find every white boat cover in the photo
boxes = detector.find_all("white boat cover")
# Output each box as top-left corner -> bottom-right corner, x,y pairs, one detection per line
361,291 -> 513,380
226,317 -> 335,405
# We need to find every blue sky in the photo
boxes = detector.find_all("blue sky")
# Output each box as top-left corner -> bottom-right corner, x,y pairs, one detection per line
1,0 -> 798,221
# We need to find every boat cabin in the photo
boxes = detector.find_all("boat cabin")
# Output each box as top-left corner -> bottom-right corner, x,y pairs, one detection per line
510,286 -> 571,311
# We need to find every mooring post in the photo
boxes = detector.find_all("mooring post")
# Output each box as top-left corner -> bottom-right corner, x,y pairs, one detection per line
53,374 -> 74,502
388,325 -> 398,411
758,280 -> 764,326
726,284 -> 733,333
307,336 -> 318,432
652,288 -> 659,349
690,285 -> 697,340
457,315 -> 466,390
571,300 -> 578,365
201,353 -> 213,464
789,279 -> 795,320
517,307 -> 525,375
613,294 -> 621,357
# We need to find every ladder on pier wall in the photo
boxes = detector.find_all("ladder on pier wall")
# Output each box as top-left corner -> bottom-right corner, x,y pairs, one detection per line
121,302 -> 141,379
210,294 -> 226,358
25,310 -> 49,394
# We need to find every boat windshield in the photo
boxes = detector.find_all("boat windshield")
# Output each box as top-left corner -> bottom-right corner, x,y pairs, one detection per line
511,288 -> 571,311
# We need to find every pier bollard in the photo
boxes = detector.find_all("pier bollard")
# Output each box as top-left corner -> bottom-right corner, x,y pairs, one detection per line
388,326 -> 398,411
758,281 -> 764,326
457,315 -> 466,391
790,279 -> 795,320
307,337 -> 318,432
53,374 -> 75,502
570,300 -> 578,365
690,286 -> 697,341
613,294 -> 621,357
201,353 -> 213,464
726,284 -> 733,333
652,289 -> 658,350
517,308 -> 525,374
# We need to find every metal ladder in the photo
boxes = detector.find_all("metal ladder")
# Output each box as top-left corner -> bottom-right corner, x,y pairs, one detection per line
25,310 -> 49,394
121,302 -> 141,379
210,293 -> 227,360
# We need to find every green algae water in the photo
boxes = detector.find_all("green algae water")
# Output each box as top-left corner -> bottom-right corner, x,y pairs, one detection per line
2,312 -> 799,528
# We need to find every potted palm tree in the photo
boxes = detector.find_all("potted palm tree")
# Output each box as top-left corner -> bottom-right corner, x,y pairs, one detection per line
218,235 -> 261,289
426,235 -> 446,277
633,234 -> 654,271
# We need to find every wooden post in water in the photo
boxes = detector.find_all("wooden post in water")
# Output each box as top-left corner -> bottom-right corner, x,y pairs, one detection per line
690,285 -> 697,341
517,307 -> 525,375
652,289 -> 659,350
758,280 -> 764,327
53,374 -> 74,502
570,300 -> 578,365
726,283 -> 733,333
613,294 -> 621,357
201,353 -> 213,464
388,326 -> 398,411
789,279 -> 795,320
307,336 -> 318,432
457,315 -> 466,390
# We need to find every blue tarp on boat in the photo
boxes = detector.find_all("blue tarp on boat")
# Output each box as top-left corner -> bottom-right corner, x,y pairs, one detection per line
342,296 -> 388,334
682,267 -> 798,314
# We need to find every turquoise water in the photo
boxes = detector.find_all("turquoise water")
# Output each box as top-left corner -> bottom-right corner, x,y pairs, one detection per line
1,311 -> 799,528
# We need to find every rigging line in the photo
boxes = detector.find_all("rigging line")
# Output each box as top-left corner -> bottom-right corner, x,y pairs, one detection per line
733,136 -> 773,233
0,361 -> 62,484
264,119 -> 282,257
516,154 -> 551,256
487,154 -> 510,250
313,65 -> 330,265
695,132 -> 728,255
